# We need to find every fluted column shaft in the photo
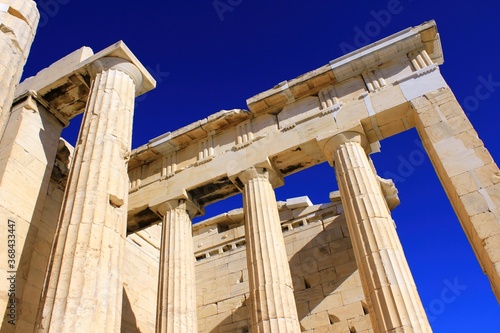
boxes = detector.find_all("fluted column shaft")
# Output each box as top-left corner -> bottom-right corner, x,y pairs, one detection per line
156,199 -> 198,333
325,132 -> 432,333
239,167 -> 301,333
36,58 -> 141,333
0,0 -> 39,139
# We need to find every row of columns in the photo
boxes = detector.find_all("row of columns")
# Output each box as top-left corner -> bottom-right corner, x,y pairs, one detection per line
153,131 -> 432,333
154,166 -> 302,333
14,47 -> 430,332
25,64 -> 431,332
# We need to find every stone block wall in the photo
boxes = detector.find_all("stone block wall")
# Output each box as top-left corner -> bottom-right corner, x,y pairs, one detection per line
122,195 -> 373,333
122,224 -> 162,332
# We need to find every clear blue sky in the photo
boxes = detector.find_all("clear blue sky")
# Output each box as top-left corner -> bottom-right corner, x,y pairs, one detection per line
27,0 -> 500,331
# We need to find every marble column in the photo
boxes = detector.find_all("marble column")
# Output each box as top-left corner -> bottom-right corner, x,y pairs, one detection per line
36,57 -> 142,333
323,132 -> 432,333
237,167 -> 301,333
156,199 -> 198,333
0,0 -> 39,139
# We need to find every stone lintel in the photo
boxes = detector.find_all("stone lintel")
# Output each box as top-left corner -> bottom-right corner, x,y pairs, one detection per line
127,124 -> 369,232
15,41 -> 155,121
15,46 -> 95,98
246,20 -> 442,116
129,109 -> 252,169
192,208 -> 244,231
126,23 -> 449,233
285,196 -> 313,209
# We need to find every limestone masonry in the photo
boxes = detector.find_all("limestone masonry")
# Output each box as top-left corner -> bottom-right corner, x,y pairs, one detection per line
0,2 -> 499,332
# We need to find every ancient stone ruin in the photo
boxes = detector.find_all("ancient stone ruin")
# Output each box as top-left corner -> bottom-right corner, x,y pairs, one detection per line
0,2 -> 499,332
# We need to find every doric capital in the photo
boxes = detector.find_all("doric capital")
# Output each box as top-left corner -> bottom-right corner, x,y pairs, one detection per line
321,131 -> 369,165
156,198 -> 200,219
90,56 -> 143,92
238,166 -> 269,184
233,165 -> 284,190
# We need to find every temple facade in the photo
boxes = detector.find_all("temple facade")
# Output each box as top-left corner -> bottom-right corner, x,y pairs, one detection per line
0,1 -> 499,332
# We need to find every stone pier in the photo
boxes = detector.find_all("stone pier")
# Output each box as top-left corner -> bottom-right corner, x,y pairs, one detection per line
0,0 -> 40,327
411,88 -> 500,302
0,94 -> 66,332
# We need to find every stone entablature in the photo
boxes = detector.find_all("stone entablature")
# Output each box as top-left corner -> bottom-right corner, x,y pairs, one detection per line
126,21 -> 446,234
245,23 -> 442,116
